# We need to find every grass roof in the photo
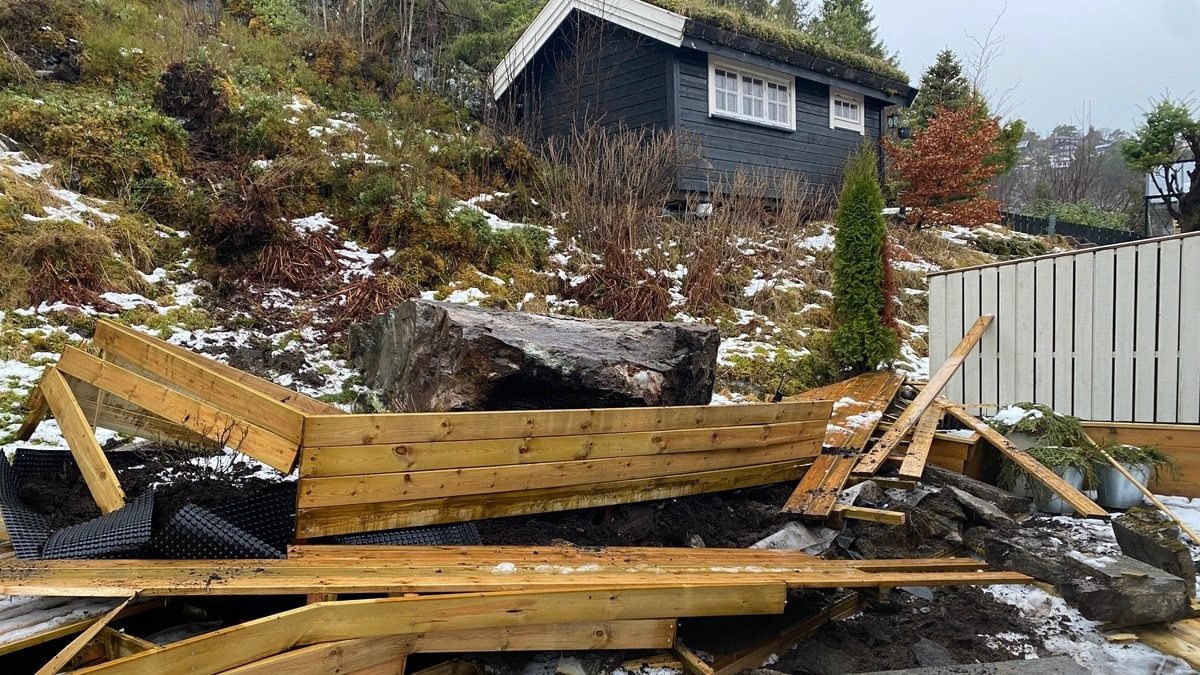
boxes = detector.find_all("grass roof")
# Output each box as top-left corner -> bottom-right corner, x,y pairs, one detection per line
646,0 -> 909,84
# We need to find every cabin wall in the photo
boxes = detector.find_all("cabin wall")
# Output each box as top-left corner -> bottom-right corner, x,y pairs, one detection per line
514,15 -> 674,139
672,48 -> 883,194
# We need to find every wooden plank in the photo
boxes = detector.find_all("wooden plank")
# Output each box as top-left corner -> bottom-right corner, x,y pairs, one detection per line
710,594 -> 865,675
1033,257 -> 1054,405
830,504 -> 905,525
673,642 -> 715,675
1112,246 -> 1137,421
943,273 -> 965,403
98,628 -> 156,658
1072,252 -> 1095,421
853,315 -> 993,476
69,377 -> 219,450
94,320 -> 343,416
928,274 -> 948,393
40,368 -> 126,514
299,438 -> 821,508
941,400 -> 1108,519
997,264 -> 1017,407
222,621 -> 676,675
1133,242 -> 1160,422
36,598 -> 132,675
1014,261 -> 1036,403
302,420 -> 825,477
1091,249 -> 1117,421
0,599 -> 162,657
978,267 -> 1000,418
16,378 -> 49,441
1052,255 -> 1075,413
781,371 -> 904,517
56,348 -> 298,473
402,659 -> 468,675
1179,236 -> 1200,423
300,401 -> 832,447
298,459 -> 814,537
961,269 -> 982,412
1137,619 -> 1200,670
93,320 -> 306,441
1156,238 -> 1182,423
897,404 -> 942,480
73,586 -> 787,675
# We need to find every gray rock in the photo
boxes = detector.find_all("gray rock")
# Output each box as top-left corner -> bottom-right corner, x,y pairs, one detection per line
981,530 -> 1075,586
921,465 -> 1033,516
348,300 -> 719,411
948,486 -> 1016,529
1060,551 -> 1191,625
911,637 -> 957,668
1113,506 -> 1197,596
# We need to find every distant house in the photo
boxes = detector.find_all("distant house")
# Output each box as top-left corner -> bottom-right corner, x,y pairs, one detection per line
490,0 -> 917,194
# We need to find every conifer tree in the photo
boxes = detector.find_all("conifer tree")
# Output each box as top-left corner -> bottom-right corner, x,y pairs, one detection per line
831,144 -> 898,374
909,49 -> 971,129
807,0 -> 891,63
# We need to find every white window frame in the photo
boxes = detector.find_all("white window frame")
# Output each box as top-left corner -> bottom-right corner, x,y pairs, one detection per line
707,55 -> 795,132
829,87 -> 865,134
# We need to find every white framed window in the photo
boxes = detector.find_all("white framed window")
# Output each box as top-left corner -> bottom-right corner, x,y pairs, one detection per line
708,55 -> 795,131
829,87 -> 865,134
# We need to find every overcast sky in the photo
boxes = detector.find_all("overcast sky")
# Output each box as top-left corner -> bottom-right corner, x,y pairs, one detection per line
868,0 -> 1198,135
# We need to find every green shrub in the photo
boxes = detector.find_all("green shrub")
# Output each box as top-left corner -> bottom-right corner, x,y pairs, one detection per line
1026,199 -> 1132,231
831,144 -> 898,373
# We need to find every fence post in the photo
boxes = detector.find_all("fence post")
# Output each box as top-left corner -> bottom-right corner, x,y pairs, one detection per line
1048,215 -> 1056,237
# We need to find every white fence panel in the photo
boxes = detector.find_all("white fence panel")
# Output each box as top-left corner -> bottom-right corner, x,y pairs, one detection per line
927,232 -> 1200,423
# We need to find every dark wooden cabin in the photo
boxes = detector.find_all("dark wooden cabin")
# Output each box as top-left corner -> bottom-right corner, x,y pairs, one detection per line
490,0 -> 917,194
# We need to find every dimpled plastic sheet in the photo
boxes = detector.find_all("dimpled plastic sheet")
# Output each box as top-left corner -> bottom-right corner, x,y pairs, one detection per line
321,521 -> 483,546
211,482 -> 297,553
0,453 -> 52,559
144,504 -> 284,559
41,492 -> 155,560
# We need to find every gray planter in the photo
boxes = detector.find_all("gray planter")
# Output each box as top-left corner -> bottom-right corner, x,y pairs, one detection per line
1096,463 -> 1152,510
1011,465 -> 1086,514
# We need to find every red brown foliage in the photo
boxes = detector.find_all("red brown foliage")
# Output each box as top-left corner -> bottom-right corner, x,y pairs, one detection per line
885,104 -> 1003,228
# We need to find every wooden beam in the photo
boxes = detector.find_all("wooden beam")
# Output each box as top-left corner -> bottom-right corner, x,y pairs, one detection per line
56,347 -> 298,474
223,621 -> 676,675
36,597 -> 133,675
830,504 -> 906,526
95,317 -> 307,439
16,377 -> 49,441
301,420 -> 824,477
898,404 -> 943,480
72,586 -> 786,675
854,315 -> 993,476
299,401 -> 832,447
40,368 -> 125,514
782,371 -> 905,518
1136,618 -> 1200,670
940,400 -> 1108,519
97,627 -> 156,658
0,599 -> 162,657
296,459 -> 813,537
0,553 -> 1024,597
297,438 -> 821,509
673,642 -> 715,675
68,377 -> 218,450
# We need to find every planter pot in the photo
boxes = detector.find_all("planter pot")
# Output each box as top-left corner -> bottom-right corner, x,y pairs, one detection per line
1011,466 -> 1086,514
1006,431 -> 1041,451
1096,462 -> 1152,509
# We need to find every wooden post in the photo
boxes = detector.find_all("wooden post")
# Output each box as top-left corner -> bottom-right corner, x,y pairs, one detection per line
40,368 -> 126,514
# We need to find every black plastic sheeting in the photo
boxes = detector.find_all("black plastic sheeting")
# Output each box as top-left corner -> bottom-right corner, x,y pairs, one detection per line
322,521 -> 482,546
0,453 -> 51,559
41,492 -> 155,559
144,504 -> 284,559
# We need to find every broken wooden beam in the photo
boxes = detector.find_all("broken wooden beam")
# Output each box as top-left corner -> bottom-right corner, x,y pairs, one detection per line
708,593 -> 866,675
15,375 -> 48,441
69,586 -> 786,674
940,399 -> 1108,519
897,404 -> 943,480
782,371 -> 905,518
854,315 -> 993,477
35,597 -> 133,675
39,368 -> 126,514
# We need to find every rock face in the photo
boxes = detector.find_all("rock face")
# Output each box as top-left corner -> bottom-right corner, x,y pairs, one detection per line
1113,507 -> 1197,596
1061,552 -> 1191,625
348,300 -> 720,412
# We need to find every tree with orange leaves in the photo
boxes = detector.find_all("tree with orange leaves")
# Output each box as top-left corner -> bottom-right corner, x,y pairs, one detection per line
885,103 -> 1003,228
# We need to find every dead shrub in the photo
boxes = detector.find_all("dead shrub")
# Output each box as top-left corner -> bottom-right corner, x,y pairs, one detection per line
252,229 -> 343,290
325,273 -> 416,333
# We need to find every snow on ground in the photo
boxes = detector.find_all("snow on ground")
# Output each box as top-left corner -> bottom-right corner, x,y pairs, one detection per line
984,584 -> 1195,674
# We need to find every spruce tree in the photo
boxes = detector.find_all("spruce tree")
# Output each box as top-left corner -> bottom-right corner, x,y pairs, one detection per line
909,49 -> 971,129
831,144 -> 898,374
807,0 -> 890,62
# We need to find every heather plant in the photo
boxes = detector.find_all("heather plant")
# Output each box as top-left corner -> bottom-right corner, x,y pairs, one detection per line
831,144 -> 897,373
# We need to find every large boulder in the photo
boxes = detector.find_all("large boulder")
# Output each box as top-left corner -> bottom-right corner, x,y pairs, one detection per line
348,300 -> 720,412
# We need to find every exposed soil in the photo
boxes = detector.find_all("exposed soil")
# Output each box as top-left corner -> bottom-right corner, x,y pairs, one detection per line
17,446 -> 285,531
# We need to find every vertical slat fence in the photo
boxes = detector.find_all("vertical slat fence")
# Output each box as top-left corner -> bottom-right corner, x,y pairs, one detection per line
927,232 -> 1200,423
